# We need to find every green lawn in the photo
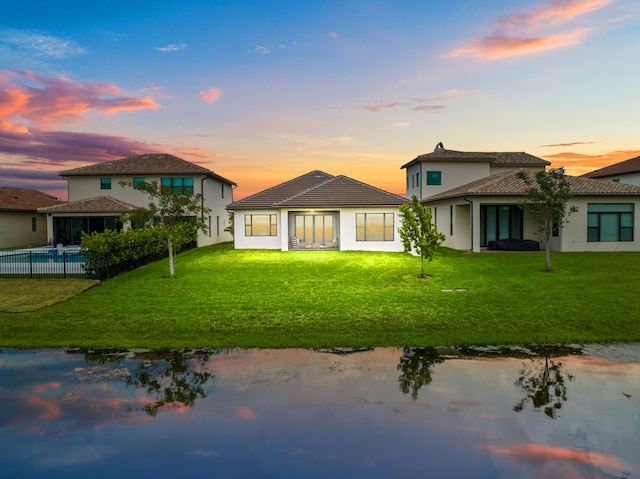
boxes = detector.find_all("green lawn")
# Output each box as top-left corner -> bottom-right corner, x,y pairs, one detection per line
1,242 -> 638,349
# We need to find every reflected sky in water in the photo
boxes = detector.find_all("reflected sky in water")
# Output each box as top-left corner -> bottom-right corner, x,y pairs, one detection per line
0,347 -> 638,478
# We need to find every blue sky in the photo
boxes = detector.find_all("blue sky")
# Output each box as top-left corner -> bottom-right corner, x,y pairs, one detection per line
1,0 -> 639,200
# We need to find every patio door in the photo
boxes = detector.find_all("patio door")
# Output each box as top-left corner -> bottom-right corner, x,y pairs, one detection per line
294,214 -> 334,246
480,206 -> 523,247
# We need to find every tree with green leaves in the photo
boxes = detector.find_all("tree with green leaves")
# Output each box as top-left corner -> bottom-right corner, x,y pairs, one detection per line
516,168 -> 578,272
398,195 -> 445,278
120,180 -> 210,277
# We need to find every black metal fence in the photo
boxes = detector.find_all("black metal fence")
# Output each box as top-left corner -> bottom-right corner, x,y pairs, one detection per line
0,249 -> 89,279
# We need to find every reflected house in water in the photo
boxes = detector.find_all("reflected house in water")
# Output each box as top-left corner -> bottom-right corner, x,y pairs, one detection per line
227,170 -> 409,251
0,346 -> 638,478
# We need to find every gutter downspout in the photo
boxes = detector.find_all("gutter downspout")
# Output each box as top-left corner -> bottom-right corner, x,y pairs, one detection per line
464,196 -> 474,252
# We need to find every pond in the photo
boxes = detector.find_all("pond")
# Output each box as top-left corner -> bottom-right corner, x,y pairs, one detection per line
0,345 -> 638,478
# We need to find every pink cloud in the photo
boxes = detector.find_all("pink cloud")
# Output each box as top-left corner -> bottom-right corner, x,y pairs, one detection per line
232,408 -> 256,421
447,28 -> 590,60
447,0 -> 612,60
198,87 -> 222,103
0,69 -> 161,127
362,102 -> 401,112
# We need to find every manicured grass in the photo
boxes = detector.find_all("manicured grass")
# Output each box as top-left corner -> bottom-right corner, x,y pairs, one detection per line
1,242 -> 638,349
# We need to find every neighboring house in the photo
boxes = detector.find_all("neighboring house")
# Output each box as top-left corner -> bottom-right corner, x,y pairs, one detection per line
0,187 -> 65,248
227,170 -> 409,252
581,155 -> 640,186
402,144 -> 640,252
38,153 -> 236,247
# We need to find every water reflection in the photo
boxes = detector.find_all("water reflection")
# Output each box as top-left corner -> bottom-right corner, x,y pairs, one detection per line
0,345 -> 638,478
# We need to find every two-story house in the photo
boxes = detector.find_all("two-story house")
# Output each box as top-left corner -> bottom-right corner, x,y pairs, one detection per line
402,143 -> 640,252
581,155 -> 640,186
39,153 -> 236,247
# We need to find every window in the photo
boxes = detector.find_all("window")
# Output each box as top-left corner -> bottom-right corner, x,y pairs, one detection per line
221,183 -> 225,198
426,171 -> 441,185
245,214 -> 277,236
450,205 -> 453,236
161,177 -> 194,194
411,175 -> 414,188
416,172 -> 421,187
587,203 -> 634,242
31,217 -> 37,232
356,213 -> 394,241
100,178 -> 111,190
133,177 -> 145,190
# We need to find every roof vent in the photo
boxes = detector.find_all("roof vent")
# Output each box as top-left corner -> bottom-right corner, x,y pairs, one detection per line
435,142 -> 444,151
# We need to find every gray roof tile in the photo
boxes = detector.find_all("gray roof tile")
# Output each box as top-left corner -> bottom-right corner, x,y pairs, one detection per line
425,169 -> 640,202
227,170 -> 408,210
582,155 -> 640,178
60,153 -> 236,185
38,196 -> 139,214
400,146 -> 550,169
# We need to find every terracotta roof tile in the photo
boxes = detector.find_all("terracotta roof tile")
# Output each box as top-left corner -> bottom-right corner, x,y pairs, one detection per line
60,153 -> 236,185
425,169 -> 640,202
0,187 -> 64,212
400,146 -> 550,169
227,170 -> 408,210
38,196 -> 139,214
582,155 -> 640,178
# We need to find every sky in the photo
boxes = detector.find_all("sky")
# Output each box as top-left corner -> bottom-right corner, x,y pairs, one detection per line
1,0 -> 639,201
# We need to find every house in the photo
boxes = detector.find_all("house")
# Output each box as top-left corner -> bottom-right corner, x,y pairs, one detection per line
581,155 -> 640,186
0,187 -> 65,248
38,153 -> 236,247
226,170 -> 409,251
402,144 -> 640,252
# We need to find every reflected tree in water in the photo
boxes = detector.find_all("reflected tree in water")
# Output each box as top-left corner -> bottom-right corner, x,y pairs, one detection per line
124,351 -> 214,417
513,356 -> 574,419
397,347 -> 443,400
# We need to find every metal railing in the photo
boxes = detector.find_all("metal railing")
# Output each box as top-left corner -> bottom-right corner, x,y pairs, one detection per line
0,249 -> 88,278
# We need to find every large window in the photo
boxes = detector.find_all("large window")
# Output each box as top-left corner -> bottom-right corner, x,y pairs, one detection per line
587,203 -> 634,242
245,214 -> 277,236
356,213 -> 394,241
426,171 -> 441,185
133,177 -> 145,190
161,177 -> 194,194
100,178 -> 111,190
480,205 -> 523,247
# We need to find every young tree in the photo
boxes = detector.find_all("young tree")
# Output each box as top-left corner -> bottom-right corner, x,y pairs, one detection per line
120,180 -> 210,277
516,168 -> 578,272
398,195 -> 445,278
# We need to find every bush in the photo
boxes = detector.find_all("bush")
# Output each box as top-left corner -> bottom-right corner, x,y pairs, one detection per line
80,228 -> 167,280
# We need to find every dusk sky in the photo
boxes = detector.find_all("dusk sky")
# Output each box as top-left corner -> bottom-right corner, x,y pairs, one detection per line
1,0 -> 639,200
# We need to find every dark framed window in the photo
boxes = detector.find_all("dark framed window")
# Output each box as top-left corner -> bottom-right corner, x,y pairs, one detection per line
100,178 -> 111,190
31,217 -> 37,232
245,214 -> 277,236
161,177 -> 194,195
480,205 -> 523,247
356,213 -> 394,241
133,177 -> 145,190
587,203 -> 634,242
426,171 -> 441,185
450,205 -> 454,236
417,172 -> 421,187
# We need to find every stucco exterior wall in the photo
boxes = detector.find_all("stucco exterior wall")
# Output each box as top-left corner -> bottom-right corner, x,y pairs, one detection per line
338,208 -> 405,252
594,174 -> 640,186
409,161 -> 491,200
232,210 -> 282,250
556,197 -> 640,252
0,212 -> 48,248
66,174 -> 233,247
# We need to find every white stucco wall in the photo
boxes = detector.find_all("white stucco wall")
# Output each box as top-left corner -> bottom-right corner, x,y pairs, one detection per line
556,197 -> 640,252
339,208 -> 405,252
232,210 -> 282,250
594,174 -> 640,186
66,174 -> 234,247
409,161 -> 491,200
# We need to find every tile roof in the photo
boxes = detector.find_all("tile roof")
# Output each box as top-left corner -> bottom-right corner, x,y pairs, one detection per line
424,169 -> 640,202
0,187 -> 64,212
400,145 -> 550,169
227,170 -> 408,210
38,196 -> 139,214
60,153 -> 236,185
581,155 -> 640,179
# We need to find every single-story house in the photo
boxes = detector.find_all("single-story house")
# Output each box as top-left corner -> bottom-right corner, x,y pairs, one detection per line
0,187 -> 64,248
581,155 -> 640,186
226,170 -> 409,251
38,153 -> 236,247
401,145 -> 640,252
